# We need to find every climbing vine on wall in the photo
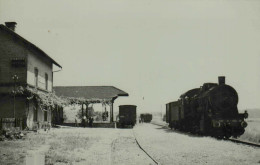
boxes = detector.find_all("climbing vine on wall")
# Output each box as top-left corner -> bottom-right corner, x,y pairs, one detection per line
66,97 -> 112,106
10,86 -> 112,111
11,86 -> 68,111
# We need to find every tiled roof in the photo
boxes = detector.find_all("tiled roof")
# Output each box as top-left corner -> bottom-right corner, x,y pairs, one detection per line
53,86 -> 129,100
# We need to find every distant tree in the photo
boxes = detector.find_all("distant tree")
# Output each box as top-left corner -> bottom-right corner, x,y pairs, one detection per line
94,111 -> 103,121
63,113 -> 68,121
76,109 -> 85,120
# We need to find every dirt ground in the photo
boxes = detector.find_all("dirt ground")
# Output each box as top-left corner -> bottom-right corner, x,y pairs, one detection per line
134,123 -> 260,165
0,126 -> 155,165
1,123 -> 259,165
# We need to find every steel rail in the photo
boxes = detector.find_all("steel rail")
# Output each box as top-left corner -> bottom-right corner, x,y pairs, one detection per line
227,138 -> 260,148
151,122 -> 260,148
132,129 -> 160,165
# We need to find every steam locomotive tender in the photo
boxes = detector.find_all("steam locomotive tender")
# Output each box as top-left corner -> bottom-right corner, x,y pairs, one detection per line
166,77 -> 248,138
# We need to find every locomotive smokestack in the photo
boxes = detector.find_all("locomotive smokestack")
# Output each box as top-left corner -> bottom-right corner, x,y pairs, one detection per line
218,76 -> 225,85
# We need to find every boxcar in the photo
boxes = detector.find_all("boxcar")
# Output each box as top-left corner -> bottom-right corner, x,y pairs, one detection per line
140,113 -> 152,123
166,101 -> 181,129
166,103 -> 170,123
118,105 -> 137,127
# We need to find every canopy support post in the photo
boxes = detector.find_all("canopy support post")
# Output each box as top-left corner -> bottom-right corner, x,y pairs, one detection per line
85,103 -> 89,118
110,101 -> 114,122
81,104 -> 84,118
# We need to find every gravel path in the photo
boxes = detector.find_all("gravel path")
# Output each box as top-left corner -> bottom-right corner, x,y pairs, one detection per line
111,129 -> 155,165
133,123 -> 260,165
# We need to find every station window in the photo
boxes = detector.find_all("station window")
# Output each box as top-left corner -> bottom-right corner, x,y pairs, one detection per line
33,106 -> 38,122
34,68 -> 38,87
44,111 -> 48,121
45,73 -> 48,90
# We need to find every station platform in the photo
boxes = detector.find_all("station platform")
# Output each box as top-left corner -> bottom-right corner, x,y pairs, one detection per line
61,121 -> 116,128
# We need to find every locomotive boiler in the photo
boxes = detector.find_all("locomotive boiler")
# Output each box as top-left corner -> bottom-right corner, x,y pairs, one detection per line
166,76 -> 248,139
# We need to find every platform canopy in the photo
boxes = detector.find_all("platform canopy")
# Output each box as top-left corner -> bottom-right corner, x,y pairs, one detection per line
53,86 -> 129,105
53,86 -> 128,122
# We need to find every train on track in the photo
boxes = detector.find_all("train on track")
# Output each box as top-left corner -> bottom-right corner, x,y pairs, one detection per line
166,76 -> 248,139
118,105 -> 137,128
140,113 -> 153,123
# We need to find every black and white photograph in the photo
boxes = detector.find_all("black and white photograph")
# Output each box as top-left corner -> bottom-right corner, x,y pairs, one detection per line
0,0 -> 259,164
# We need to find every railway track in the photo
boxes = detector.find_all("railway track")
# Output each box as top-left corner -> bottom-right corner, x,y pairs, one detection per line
227,138 -> 260,148
151,122 -> 260,148
132,129 -> 160,165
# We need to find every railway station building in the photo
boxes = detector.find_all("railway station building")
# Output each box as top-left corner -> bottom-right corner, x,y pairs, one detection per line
0,22 -> 63,130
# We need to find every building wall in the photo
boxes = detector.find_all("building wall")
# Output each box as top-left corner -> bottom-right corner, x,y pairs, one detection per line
0,95 -> 52,130
0,95 -> 27,118
27,52 -> 53,92
27,99 -> 52,130
0,28 -> 54,93
0,29 -> 27,93
26,99 -> 34,129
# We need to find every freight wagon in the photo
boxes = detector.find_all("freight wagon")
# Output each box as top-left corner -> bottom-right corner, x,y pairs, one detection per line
140,113 -> 152,123
118,105 -> 137,128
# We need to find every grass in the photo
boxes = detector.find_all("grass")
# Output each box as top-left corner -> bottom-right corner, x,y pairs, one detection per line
0,132 -> 47,165
45,135 -> 93,164
238,118 -> 260,143
0,129 -> 98,165
0,119 -> 259,165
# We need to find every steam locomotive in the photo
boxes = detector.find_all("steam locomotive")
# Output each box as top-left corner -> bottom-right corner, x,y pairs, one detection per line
166,77 -> 248,139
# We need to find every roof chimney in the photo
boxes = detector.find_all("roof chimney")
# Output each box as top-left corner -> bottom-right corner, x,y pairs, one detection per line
5,22 -> 17,31
218,76 -> 225,85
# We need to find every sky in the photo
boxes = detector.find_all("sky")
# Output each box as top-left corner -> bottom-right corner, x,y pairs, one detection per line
0,0 -> 260,113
